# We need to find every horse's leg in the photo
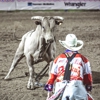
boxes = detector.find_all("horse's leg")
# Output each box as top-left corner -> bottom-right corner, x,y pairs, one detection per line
4,52 -> 24,80
33,36 -> 45,62
26,54 -> 35,89
4,40 -> 25,80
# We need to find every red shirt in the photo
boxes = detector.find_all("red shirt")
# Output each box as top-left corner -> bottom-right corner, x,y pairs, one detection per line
47,51 -> 93,85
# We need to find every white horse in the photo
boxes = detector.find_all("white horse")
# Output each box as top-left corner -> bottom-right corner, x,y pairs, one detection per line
4,16 -> 64,90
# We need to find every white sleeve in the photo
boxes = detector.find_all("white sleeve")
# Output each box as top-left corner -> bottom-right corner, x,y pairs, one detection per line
51,62 -> 58,75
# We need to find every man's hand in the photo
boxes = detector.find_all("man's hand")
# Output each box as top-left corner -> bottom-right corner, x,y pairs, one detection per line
44,84 -> 53,91
85,85 -> 92,91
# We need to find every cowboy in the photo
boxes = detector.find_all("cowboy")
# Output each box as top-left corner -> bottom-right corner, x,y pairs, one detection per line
44,34 -> 93,100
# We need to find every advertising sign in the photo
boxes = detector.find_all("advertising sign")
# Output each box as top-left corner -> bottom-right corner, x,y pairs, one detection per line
16,0 -> 100,10
0,0 -> 100,10
0,0 -> 15,10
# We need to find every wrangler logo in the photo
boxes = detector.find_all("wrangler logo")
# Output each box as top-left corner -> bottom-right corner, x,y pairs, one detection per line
64,2 -> 86,8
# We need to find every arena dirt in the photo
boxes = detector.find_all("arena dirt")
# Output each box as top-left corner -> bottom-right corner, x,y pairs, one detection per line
0,10 -> 100,100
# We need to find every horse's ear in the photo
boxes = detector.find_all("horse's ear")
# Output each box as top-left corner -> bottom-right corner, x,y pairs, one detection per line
55,20 -> 63,25
35,21 -> 41,25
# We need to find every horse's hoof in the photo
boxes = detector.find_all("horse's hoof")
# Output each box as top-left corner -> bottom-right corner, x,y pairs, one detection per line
4,77 -> 12,81
4,76 -> 9,80
27,85 -> 35,90
27,87 -> 35,90
27,84 -> 35,90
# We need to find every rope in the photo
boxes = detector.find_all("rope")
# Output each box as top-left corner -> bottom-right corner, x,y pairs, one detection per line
35,63 -> 49,81
42,42 -> 51,57
35,42 -> 51,81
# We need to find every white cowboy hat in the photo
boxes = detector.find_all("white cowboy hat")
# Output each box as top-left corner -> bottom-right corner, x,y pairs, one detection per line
59,34 -> 84,51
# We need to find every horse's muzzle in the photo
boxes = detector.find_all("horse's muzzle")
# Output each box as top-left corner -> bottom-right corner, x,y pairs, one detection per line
47,39 -> 54,43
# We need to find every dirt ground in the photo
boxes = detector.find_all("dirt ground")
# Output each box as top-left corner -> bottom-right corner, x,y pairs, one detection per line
0,10 -> 100,100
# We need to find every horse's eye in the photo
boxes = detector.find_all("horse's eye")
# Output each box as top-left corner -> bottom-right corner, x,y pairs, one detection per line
42,26 -> 45,31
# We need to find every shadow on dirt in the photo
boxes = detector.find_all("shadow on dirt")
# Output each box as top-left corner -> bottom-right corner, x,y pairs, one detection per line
92,71 -> 100,84
0,73 -> 5,76
0,75 -> 26,81
1,71 -> 100,84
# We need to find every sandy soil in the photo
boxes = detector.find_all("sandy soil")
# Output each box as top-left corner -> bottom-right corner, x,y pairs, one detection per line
0,10 -> 100,100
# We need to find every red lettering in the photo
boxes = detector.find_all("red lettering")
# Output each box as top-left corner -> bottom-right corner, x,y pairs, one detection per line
58,66 -> 65,76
